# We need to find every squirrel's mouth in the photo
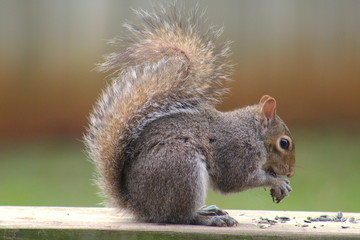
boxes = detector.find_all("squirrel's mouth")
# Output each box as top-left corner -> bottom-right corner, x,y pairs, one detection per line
266,165 -> 294,178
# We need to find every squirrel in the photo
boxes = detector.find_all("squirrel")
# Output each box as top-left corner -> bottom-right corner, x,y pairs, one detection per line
84,3 -> 295,227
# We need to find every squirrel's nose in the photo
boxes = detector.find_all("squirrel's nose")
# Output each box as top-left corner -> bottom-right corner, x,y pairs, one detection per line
286,168 -> 295,178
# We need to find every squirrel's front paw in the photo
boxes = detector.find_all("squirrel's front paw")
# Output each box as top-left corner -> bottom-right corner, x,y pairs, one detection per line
270,177 -> 292,203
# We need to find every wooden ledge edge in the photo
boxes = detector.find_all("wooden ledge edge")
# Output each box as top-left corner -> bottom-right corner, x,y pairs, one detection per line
0,206 -> 359,239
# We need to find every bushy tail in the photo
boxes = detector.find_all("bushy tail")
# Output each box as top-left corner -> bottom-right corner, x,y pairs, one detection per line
84,2 -> 231,208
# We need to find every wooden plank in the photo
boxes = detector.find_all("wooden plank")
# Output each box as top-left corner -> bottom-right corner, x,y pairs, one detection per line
0,206 -> 359,239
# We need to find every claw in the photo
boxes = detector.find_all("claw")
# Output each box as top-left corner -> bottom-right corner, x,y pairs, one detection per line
192,215 -> 238,227
270,189 -> 276,203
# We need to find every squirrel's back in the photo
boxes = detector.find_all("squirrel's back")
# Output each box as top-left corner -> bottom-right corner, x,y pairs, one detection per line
84,3 -> 231,208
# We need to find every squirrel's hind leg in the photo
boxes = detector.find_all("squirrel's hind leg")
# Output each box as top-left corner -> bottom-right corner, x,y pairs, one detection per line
125,140 -> 208,225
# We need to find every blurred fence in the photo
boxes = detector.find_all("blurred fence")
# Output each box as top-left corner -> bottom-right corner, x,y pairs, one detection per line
1,0 -> 359,139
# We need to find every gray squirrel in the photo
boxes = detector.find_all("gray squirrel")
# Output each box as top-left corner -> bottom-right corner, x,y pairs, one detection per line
84,3 -> 295,227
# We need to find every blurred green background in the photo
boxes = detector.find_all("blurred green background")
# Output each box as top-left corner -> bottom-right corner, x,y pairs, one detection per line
1,0 -> 360,212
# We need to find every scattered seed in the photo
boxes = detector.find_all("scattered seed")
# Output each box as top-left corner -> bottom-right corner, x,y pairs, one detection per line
275,216 -> 291,222
258,217 -> 277,225
278,216 -> 291,221
318,216 -> 335,222
304,220 -> 312,223
341,226 -> 350,229
305,212 -> 356,223
256,217 -> 279,228
302,224 -> 309,227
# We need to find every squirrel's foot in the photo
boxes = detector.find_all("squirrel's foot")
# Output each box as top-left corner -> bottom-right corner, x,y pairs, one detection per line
192,205 -> 238,227
192,214 -> 238,227
197,205 -> 229,216
270,177 -> 292,203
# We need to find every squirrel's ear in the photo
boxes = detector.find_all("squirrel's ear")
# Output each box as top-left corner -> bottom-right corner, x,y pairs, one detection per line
259,95 -> 271,104
259,96 -> 277,128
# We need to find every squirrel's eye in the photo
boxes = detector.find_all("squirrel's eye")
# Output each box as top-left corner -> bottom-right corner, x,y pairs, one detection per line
279,138 -> 290,150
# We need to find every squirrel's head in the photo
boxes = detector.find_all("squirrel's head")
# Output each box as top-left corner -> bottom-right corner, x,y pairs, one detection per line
258,95 -> 295,178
